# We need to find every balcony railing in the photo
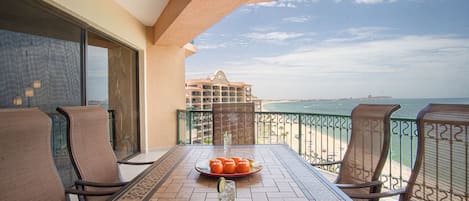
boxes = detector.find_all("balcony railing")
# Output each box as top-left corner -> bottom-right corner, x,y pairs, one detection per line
177,110 -> 417,191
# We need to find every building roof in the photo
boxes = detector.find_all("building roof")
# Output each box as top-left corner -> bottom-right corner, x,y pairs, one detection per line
185,70 -> 251,86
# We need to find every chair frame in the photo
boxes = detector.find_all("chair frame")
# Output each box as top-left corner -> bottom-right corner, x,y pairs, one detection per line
57,106 -> 153,198
349,103 -> 469,201
312,104 -> 401,197
0,108 -> 117,201
212,102 -> 255,145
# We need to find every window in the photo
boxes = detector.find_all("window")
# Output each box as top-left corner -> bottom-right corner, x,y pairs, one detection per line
0,1 -> 140,186
87,31 -> 139,159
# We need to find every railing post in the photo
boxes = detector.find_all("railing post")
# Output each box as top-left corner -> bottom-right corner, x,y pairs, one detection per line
189,111 -> 193,144
176,110 -> 181,144
108,110 -> 116,150
298,114 -> 302,156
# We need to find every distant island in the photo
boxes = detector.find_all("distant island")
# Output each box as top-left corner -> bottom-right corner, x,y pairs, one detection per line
262,95 -> 392,103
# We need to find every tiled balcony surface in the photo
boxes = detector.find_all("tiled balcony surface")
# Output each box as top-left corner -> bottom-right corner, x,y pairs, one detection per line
69,148 -> 171,201
119,148 -> 172,181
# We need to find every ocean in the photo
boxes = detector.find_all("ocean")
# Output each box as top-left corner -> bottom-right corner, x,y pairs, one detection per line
263,97 -> 469,119
263,97 -> 469,170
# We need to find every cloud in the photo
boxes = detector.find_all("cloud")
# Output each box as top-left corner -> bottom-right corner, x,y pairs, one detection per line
282,16 -> 313,23
255,35 -> 469,72
216,35 -> 469,99
197,43 -> 227,50
354,0 -> 397,4
250,26 -> 278,32
255,1 -> 297,8
325,27 -> 393,42
244,32 -> 304,41
252,0 -> 320,8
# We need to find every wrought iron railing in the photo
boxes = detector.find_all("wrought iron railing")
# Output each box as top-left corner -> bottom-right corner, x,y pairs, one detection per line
177,110 -> 417,190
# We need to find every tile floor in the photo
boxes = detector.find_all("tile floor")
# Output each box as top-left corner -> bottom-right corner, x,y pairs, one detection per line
69,148 -> 171,201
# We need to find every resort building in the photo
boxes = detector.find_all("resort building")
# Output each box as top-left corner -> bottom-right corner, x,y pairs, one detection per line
185,70 -> 253,110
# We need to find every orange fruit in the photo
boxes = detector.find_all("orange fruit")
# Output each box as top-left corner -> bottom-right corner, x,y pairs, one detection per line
231,157 -> 242,165
236,159 -> 251,173
210,159 -> 221,166
210,160 -> 223,174
223,159 -> 236,174
216,157 -> 227,165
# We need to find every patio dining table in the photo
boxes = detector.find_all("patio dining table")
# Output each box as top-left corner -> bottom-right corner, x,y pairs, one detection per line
109,144 -> 351,201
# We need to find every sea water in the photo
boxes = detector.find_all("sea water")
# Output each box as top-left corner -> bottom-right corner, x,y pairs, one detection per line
263,98 -> 469,119
263,97 -> 469,169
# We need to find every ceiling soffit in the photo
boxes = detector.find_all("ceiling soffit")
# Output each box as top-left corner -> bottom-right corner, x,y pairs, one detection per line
153,0 -> 271,47
115,0 -> 169,26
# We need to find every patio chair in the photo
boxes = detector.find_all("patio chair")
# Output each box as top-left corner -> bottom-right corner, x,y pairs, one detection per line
212,103 -> 255,145
0,108 -> 115,201
57,105 -> 154,201
312,104 -> 401,199
349,103 -> 469,201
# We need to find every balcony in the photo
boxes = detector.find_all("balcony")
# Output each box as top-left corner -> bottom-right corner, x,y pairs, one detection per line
177,110 -> 416,193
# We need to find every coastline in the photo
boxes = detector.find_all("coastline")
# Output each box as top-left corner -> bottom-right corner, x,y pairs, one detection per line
261,99 -> 296,112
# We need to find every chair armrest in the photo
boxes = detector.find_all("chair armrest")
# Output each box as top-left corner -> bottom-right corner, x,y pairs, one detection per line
336,180 -> 383,189
65,188 -> 117,196
311,160 -> 342,166
117,160 -> 154,165
347,188 -> 406,199
75,179 -> 128,188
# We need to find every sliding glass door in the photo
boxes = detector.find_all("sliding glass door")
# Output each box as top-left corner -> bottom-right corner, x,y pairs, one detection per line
0,0 -> 140,186
87,31 -> 140,159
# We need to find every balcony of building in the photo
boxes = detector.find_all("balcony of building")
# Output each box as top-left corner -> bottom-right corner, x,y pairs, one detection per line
202,91 -> 211,96
191,91 -> 201,96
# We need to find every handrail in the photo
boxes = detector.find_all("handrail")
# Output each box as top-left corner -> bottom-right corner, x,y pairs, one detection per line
187,110 -> 415,121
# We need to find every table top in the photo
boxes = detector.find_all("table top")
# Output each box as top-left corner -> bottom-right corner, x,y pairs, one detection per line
110,145 -> 351,201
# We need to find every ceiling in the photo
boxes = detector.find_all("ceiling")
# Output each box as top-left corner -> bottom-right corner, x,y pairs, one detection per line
115,0 -> 169,26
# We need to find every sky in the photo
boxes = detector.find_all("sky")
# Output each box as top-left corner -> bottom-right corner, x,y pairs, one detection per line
185,0 -> 469,99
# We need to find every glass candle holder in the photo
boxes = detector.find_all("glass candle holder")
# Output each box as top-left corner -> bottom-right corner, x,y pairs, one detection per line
218,180 -> 236,201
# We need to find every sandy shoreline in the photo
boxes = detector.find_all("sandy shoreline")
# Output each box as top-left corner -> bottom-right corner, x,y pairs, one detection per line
261,99 -> 296,112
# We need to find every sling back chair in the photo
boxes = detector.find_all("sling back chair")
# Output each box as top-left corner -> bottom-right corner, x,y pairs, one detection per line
312,104 -> 401,199
0,108 -> 114,201
57,105 -> 153,201
212,103 -> 255,145
349,104 -> 469,201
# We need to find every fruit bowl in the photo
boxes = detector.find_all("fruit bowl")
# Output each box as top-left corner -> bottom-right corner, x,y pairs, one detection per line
195,159 -> 263,178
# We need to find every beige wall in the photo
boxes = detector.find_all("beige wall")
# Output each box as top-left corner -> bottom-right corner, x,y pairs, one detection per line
44,0 -> 187,151
146,41 -> 186,148
44,0 -> 147,49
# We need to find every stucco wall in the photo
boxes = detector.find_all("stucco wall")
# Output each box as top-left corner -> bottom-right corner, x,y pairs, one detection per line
146,42 -> 186,149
